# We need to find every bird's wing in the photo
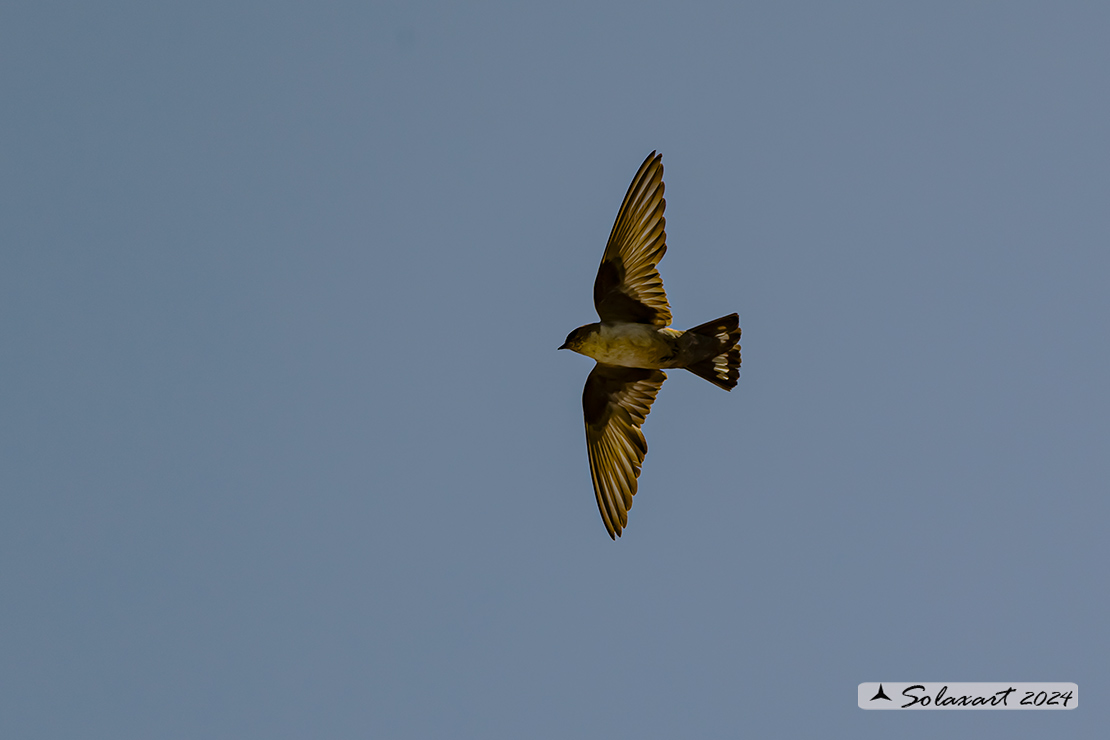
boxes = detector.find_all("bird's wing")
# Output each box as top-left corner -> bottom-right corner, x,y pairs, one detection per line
583,363 -> 667,539
593,151 -> 672,326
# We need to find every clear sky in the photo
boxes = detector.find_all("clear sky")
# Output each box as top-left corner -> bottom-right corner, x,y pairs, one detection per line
3,2 -> 1107,738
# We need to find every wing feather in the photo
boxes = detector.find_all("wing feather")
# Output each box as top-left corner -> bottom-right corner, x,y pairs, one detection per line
582,363 -> 667,539
593,152 -> 673,326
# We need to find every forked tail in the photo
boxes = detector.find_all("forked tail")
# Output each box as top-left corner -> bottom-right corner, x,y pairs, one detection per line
684,313 -> 742,391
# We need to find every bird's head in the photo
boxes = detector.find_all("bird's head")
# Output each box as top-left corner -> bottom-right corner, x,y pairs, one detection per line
558,324 -> 596,354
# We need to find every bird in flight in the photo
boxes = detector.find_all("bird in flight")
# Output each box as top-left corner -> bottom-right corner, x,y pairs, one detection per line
560,151 -> 741,539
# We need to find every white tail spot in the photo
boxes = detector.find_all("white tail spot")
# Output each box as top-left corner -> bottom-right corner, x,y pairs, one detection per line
712,353 -> 729,379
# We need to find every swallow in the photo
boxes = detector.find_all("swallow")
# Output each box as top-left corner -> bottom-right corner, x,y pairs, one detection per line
560,151 -> 741,539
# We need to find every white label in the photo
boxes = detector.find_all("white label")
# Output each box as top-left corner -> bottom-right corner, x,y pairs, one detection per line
858,683 -> 1078,710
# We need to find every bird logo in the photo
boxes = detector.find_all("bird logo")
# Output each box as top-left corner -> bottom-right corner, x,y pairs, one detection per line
560,151 -> 741,538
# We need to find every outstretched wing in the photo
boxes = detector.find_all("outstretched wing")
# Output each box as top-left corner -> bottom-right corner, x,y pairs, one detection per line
593,151 -> 672,326
582,363 -> 667,539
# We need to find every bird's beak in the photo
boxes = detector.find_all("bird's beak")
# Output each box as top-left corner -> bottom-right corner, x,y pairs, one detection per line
557,342 -> 568,350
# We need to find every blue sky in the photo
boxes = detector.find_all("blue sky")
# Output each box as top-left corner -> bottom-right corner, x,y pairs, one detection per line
3,2 -> 1108,737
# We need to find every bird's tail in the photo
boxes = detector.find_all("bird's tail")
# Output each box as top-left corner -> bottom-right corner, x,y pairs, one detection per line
684,313 -> 741,391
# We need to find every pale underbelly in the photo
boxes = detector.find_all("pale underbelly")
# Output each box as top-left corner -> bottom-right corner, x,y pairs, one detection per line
586,325 -> 679,368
